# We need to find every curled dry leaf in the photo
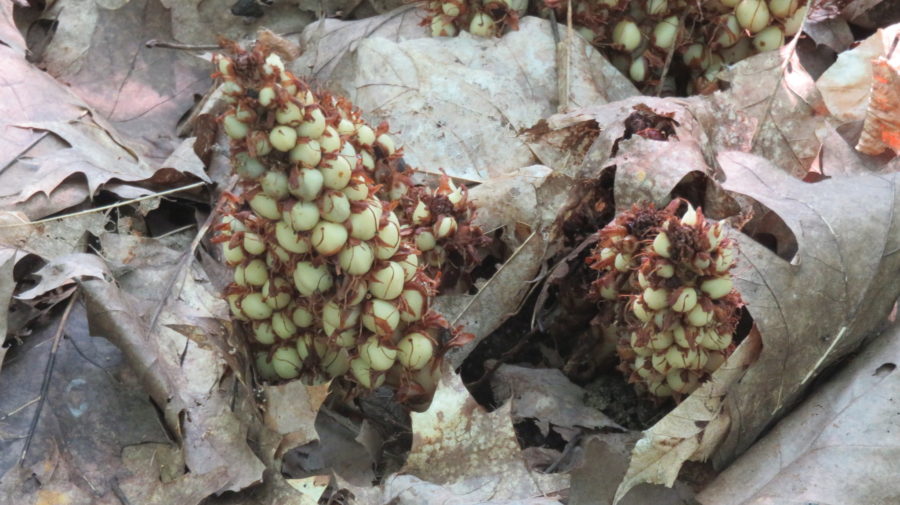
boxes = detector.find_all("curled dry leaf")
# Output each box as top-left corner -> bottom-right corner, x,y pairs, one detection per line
15,253 -> 110,300
698,321 -> 900,505
613,328 -> 762,503
492,364 -> 623,436
711,151 -> 900,465
403,368 -> 567,501
438,167 -> 572,366
856,56 -> 900,156
817,24 -> 900,122
33,0 -> 213,163
323,16 -> 636,181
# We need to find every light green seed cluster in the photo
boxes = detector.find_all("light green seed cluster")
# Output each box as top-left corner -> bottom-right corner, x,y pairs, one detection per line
425,0 -> 528,38
587,201 -> 743,397
213,44 -> 449,397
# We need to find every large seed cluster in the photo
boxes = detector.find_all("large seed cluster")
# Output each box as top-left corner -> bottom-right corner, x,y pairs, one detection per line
424,0 -> 528,37
586,201 -> 743,397
212,42 -> 481,401
426,0 -> 808,92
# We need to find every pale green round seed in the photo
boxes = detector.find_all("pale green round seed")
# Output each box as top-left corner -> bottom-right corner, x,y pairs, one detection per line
319,190 -> 351,223
350,358 -> 385,389
272,346 -> 302,379
362,299 -> 400,336
359,336 -> 397,371
289,168 -> 324,202
415,230 -> 436,252
222,241 -> 245,265
701,276 -> 733,299
349,200 -> 382,240
338,241 -> 375,275
355,124 -> 376,146
292,305 -> 314,328
289,140 -> 322,167
297,108 -> 326,139
735,0 -> 771,33
289,201 -> 320,231
244,259 -> 268,286
293,261 -> 333,296
369,262 -> 405,300
311,221 -> 348,256
643,287 -> 669,311
253,321 -> 276,345
321,347 -> 351,377
275,102 -> 303,125
319,126 -> 341,154
270,125 -> 298,152
275,220 -> 310,254
262,277 -> 292,309
612,19 -> 642,51
241,292 -> 273,320
249,193 -> 282,220
399,288 -> 425,322
672,287 -> 698,312
234,153 -> 265,179
271,311 -> 297,340
321,155 -> 352,190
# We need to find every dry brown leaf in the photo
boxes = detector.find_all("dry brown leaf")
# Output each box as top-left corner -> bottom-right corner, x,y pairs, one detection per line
492,364 -> 623,436
698,321 -> 900,505
569,435 -> 697,505
0,211 -> 107,259
294,6 -> 430,81
713,43 -> 829,178
0,254 -> 13,373
711,151 -> 900,464
817,24 -> 900,122
262,381 -> 330,454
856,56 -> 900,156
438,168 -> 572,366
321,16 -> 636,181
403,368 -> 567,501
36,0 -> 213,163
162,0 -> 314,46
0,0 -> 25,55
15,253 -> 110,300
613,328 -> 762,502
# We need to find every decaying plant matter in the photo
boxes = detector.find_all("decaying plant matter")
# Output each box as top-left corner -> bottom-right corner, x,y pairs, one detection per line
211,40 -> 485,404
587,200 -> 744,397
425,0 -> 809,92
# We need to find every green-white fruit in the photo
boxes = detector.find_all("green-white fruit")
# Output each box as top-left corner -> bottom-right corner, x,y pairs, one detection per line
319,190 -> 351,223
293,261 -> 333,296
339,241 -> 375,275
262,277 -> 292,309
321,156 -> 352,190
399,288 -> 426,322
311,221 -> 348,256
752,25 -> 784,52
369,262 -> 405,300
275,102 -> 303,125
652,16 -> 679,50
297,108 -> 326,139
613,19 -> 642,51
643,287 -> 669,311
468,13 -> 496,38
671,287 -> 698,312
397,332 -> 434,370
261,171 -> 289,200
235,153 -> 265,179
272,346 -> 302,379
241,292 -> 273,320
362,299 -> 400,336
289,140 -> 322,167
270,125 -> 298,152
275,220 -> 310,254
253,321 -> 276,345
735,0 -> 771,33
359,336 -> 397,371
701,275 -> 733,299
249,193 -> 282,220
244,259 -> 268,286
289,168 -> 325,202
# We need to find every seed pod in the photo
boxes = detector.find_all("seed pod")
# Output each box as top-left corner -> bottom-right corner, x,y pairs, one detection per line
431,14 -> 458,37
322,300 -> 361,331
629,56 -> 648,82
321,347 -> 351,377
397,332 -> 434,370
321,155 -> 352,190
319,126 -> 342,154
612,19 -> 642,51
255,352 -> 278,381
289,201 -> 320,231
362,299 -> 401,336
359,336 -> 398,371
292,304 -> 314,328
266,244 -> 290,269
249,193 -> 282,220
223,241 -> 246,265
614,253 -> 633,272
289,140 -> 322,167
261,171 -> 289,200
253,320 -> 277,345
244,259 -> 268,286
275,221 -> 310,254
350,357 -> 385,389
272,346 -> 302,379
233,265 -> 247,286
715,14 -> 742,47
415,230 -> 437,252
768,0 -> 798,18
399,288 -> 426,322
297,107 -> 326,139
262,277 -> 292,309
701,275 -> 733,299
648,330 -> 674,350
666,369 -> 700,394
398,254 -> 418,282
672,324 -> 689,347
276,102 -> 303,125
671,287 -> 698,312
241,292 -> 273,320
686,304 -> 714,326
270,125 -> 298,152
643,287 -> 669,311
434,216 -> 457,239
652,16 -> 679,49
632,298 -> 653,323
369,262 -> 405,300
293,261 -> 333,296
227,293 -> 248,320
735,0 -> 771,33
412,200 -> 431,225
355,124 -> 376,146
468,12 -> 496,38
348,200 -> 382,240
782,4 -> 807,36
235,153 -> 265,179
319,190 -> 351,223
337,119 -> 356,136
258,86 -> 275,107
311,221 -> 348,256
647,0 -> 668,16
339,241 -> 375,275
290,168 -> 324,202
271,310 -> 297,340
375,213 -> 402,259
752,25 -> 784,52
223,112 -> 249,139
342,178 -> 369,201
699,329 -> 733,350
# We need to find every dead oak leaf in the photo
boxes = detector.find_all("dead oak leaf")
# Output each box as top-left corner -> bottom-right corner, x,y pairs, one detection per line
13,119 -> 156,202
403,370 -> 567,501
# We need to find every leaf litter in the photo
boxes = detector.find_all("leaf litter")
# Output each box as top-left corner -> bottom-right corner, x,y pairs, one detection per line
1,3 -> 900,505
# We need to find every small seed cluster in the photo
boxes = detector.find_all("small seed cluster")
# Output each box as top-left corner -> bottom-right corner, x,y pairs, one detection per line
426,0 -> 808,92
586,201 -> 743,397
424,0 -> 528,38
212,41 -> 481,401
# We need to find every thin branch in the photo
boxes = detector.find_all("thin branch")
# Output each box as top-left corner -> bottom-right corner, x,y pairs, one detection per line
19,291 -> 79,466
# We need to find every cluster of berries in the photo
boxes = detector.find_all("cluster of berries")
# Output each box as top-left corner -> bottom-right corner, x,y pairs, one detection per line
587,201 -> 743,397
212,41 -> 483,403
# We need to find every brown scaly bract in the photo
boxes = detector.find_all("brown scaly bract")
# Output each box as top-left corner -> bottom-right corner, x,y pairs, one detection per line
210,40 -> 485,405
586,200 -> 744,398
